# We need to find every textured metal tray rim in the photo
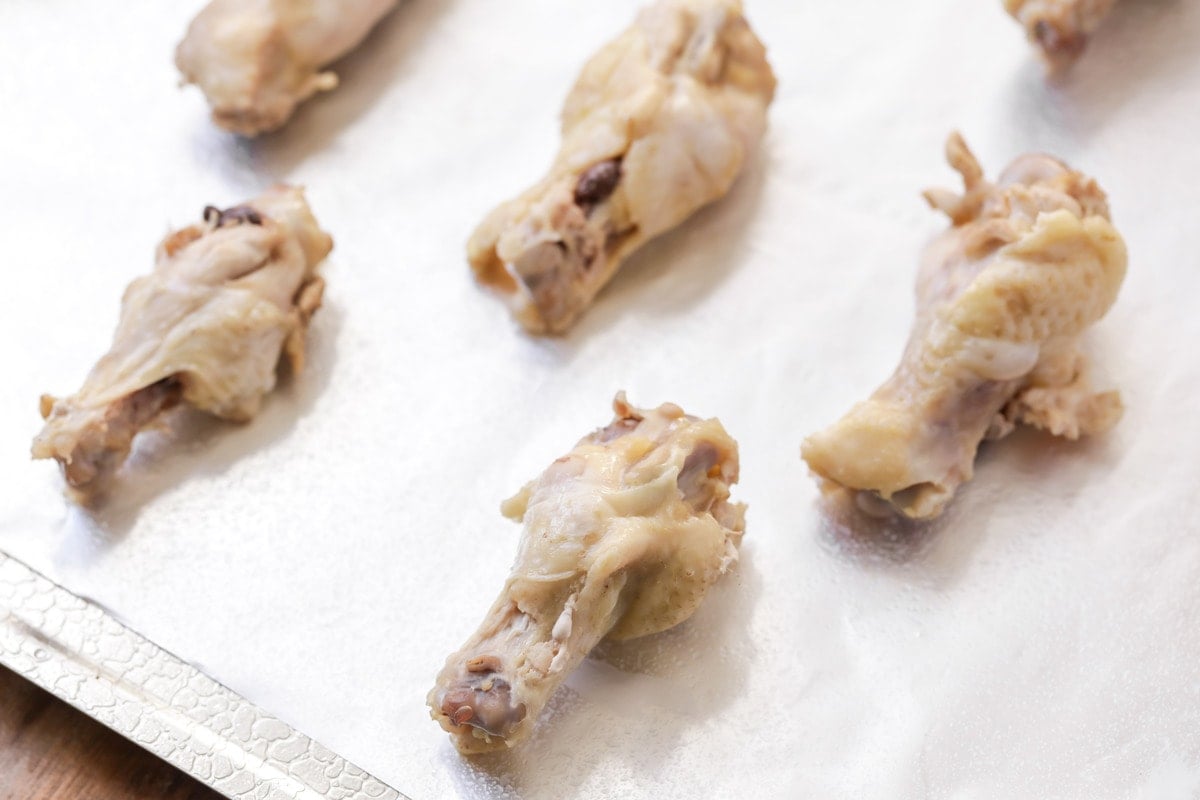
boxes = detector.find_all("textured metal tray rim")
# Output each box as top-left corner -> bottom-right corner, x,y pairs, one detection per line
0,550 -> 407,800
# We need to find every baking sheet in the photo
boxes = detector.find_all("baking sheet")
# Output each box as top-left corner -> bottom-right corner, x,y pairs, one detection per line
2,0 -> 1200,798
0,553 -> 401,800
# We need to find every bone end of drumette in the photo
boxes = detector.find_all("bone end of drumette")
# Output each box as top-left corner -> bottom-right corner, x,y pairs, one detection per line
428,650 -> 530,754
33,379 -> 184,491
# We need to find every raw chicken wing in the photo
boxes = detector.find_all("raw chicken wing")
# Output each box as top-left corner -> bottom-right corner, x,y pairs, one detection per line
32,186 -> 332,494
429,393 -> 745,753
802,134 -> 1126,520
1005,0 -> 1117,69
468,0 -> 776,334
176,0 -> 399,136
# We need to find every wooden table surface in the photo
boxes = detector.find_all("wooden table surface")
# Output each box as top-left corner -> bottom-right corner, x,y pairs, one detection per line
0,666 -> 221,800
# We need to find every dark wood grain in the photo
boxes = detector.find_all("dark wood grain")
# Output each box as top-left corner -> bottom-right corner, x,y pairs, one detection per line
0,666 -> 222,800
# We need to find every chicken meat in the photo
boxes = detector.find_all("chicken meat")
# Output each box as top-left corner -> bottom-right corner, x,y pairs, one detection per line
802,133 -> 1127,520
32,186 -> 332,494
1004,0 -> 1118,69
429,393 -> 745,753
468,0 -> 776,334
176,0 -> 400,137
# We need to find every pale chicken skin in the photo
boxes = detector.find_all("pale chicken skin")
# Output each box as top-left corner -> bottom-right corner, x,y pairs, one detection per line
429,394 -> 745,753
1005,0 -> 1118,69
468,0 -> 776,334
32,186 -> 332,493
176,0 -> 399,136
802,134 -> 1127,520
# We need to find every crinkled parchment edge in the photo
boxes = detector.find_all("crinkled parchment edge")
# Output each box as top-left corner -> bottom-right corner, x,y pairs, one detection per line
0,551 -> 406,800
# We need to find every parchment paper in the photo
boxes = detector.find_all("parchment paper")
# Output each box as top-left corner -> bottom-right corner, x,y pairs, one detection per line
2,1 -> 1200,797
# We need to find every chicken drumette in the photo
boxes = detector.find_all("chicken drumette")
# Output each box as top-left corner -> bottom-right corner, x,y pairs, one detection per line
32,186 -> 332,494
468,0 -> 776,334
1004,0 -> 1117,69
802,133 -> 1127,520
430,394 -> 745,753
176,0 -> 399,136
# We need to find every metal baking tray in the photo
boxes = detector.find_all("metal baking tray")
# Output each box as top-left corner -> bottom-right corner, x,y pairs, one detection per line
3,0 -> 1200,797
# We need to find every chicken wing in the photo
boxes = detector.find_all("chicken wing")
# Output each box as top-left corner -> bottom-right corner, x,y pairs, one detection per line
1004,0 -> 1117,69
468,0 -> 776,334
32,186 -> 332,493
429,393 -> 745,753
801,134 -> 1126,520
176,0 -> 399,137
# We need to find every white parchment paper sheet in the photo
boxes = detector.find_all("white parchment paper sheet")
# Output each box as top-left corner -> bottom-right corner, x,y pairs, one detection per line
2,1 -> 1200,797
